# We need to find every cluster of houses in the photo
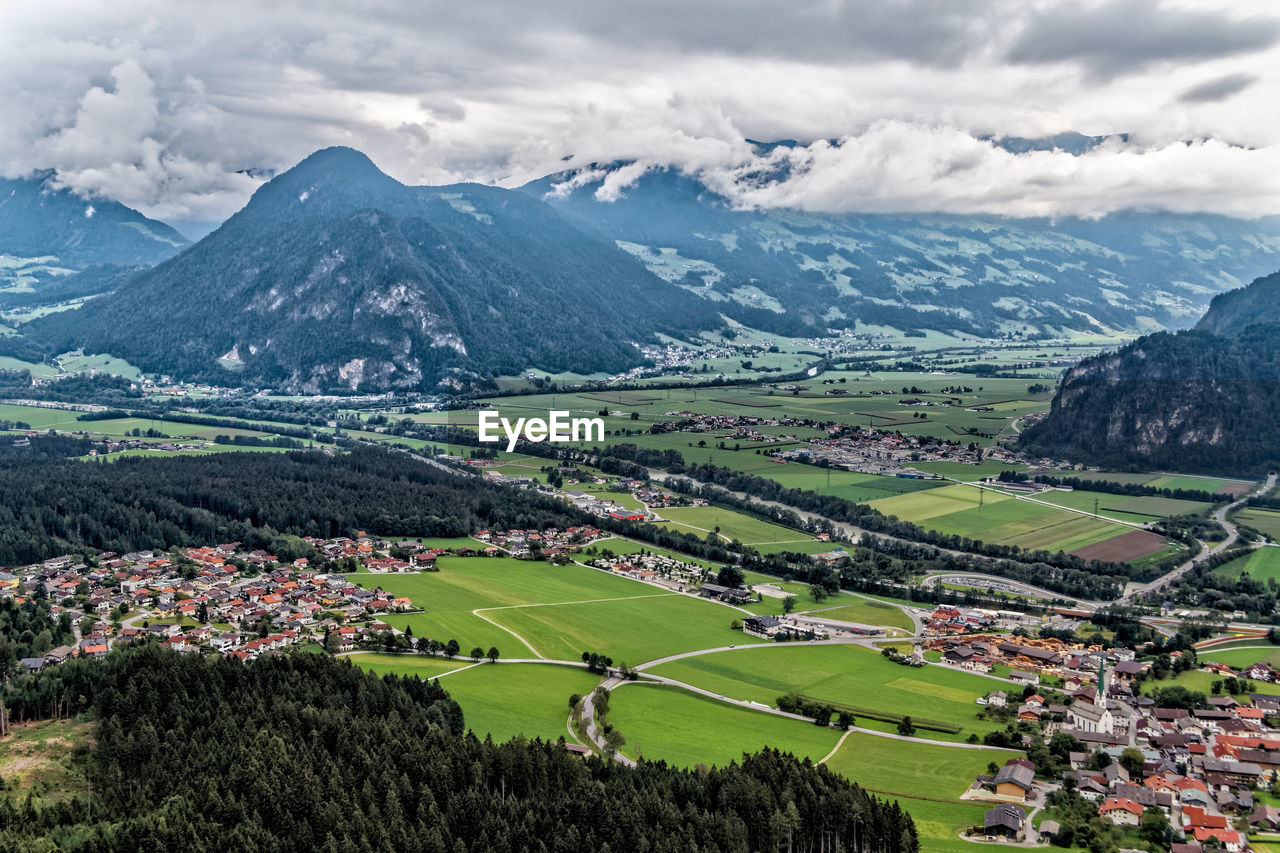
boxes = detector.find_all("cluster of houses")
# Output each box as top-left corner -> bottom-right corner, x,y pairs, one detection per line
587,552 -> 704,587
5,525 -> 604,667
774,430 -> 969,477
939,626 -> 1280,850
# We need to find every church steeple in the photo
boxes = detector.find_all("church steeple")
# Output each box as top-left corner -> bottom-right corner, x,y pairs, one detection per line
1097,654 -> 1107,700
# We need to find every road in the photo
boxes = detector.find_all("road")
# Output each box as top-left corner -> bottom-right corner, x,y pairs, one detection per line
1119,471 -> 1276,604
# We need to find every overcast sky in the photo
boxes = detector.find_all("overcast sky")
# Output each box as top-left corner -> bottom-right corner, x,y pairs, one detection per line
3,0 -> 1280,225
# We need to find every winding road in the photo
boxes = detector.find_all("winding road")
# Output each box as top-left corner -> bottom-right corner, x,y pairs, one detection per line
1119,471 -> 1276,604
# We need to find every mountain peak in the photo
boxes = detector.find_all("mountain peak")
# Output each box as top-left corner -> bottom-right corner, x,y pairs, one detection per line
234,146 -> 409,224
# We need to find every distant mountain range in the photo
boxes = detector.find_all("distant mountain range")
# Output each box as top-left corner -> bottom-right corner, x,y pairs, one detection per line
523,163 -> 1280,340
9,141 -> 1280,392
31,148 -> 719,392
1020,270 -> 1280,475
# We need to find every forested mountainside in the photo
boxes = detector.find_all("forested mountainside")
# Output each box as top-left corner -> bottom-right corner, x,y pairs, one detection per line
1195,270 -> 1280,337
0,646 -> 918,852
1021,272 -> 1280,474
0,174 -> 187,268
523,162 -> 1280,339
31,147 -> 721,392
0,175 -> 188,310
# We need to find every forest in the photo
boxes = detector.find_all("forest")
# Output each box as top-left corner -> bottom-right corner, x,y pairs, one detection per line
0,448 -> 582,565
1021,321 -> 1280,475
0,645 -> 918,852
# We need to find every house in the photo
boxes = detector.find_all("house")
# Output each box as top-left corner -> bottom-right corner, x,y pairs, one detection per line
994,762 -> 1035,801
743,615 -> 782,638
983,804 -> 1024,840
1098,797 -> 1143,826
1190,827 -> 1243,852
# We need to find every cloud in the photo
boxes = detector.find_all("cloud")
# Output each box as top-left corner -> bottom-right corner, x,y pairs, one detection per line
691,123 -> 1280,219
1178,72 -> 1258,103
1,0 -> 1279,222
1005,0 -> 1280,77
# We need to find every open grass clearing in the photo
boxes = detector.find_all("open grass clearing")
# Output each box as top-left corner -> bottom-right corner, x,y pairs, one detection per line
1237,509 -> 1280,541
648,644 -> 1002,742
607,682 -> 842,767
653,504 -> 804,544
1212,548 -> 1280,583
348,556 -> 662,656
486,592 -> 765,665
822,732 -> 1019,821
428,663 -> 601,743
1198,646 -> 1280,670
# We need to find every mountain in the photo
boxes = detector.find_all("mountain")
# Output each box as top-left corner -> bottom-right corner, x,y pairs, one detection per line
31,147 -> 721,392
1020,271 -> 1280,475
0,173 -> 187,268
0,174 -> 188,323
522,163 -> 1280,339
1195,270 -> 1280,337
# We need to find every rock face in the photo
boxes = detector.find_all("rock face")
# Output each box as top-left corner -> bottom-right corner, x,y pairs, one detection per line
32,147 -> 720,392
1021,271 -> 1280,475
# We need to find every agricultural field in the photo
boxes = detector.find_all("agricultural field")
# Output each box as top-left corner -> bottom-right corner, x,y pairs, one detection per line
819,732 -> 1022,853
352,655 -> 602,742
1139,669 -> 1280,699
647,645 -> 1002,742
485,591 -> 766,664
1198,646 -> 1280,670
652,505 -> 805,544
802,599 -> 915,632
606,683 -> 843,767
347,652 -> 473,679
1147,474 -> 1255,496
347,556 -> 666,657
428,663 -> 602,743
867,483 -> 1161,558
1237,509 -> 1280,541
1026,489 -> 1210,524
1212,548 -> 1280,583
55,352 -> 143,379
0,356 -> 59,378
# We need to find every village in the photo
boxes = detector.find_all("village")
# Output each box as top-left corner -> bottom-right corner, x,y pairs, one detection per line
920,609 -> 1280,851
0,525 -> 609,668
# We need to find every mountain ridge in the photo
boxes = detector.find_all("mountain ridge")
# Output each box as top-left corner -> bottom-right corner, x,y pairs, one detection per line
30,148 -> 722,392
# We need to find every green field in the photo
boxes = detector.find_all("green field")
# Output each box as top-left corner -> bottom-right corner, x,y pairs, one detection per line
346,652 -> 473,678
1198,646 -> 1280,669
351,655 -> 602,742
823,731 -> 1017,808
1237,509 -> 1280,541
430,663 -> 602,743
648,645 -> 1002,742
1104,495 -> 1213,518
1140,669 -> 1280,699
1147,474 -> 1255,494
653,505 -> 805,544
803,599 -> 915,631
486,592 -> 766,665
1213,548 -> 1280,582
868,483 -> 1143,556
606,683 -> 842,767
348,556 -> 665,656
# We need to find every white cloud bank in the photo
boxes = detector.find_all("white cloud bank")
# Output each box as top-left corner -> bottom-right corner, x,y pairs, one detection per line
1,0 -> 1278,223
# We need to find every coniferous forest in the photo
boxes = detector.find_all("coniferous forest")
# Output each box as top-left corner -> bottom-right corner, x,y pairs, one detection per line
0,645 -> 918,853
